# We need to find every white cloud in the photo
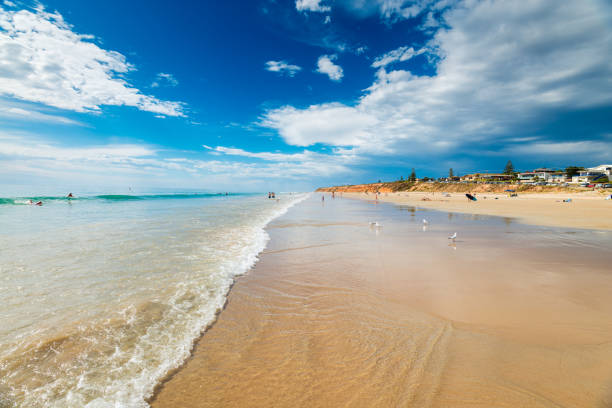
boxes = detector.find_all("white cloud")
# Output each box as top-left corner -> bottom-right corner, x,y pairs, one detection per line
0,6 -> 185,117
261,103 -> 377,147
0,132 -> 357,190
205,145 -> 357,178
336,0 -> 457,23
3,1 -> 15,7
265,60 -> 302,77
0,101 -> 85,125
296,0 -> 330,13
420,11 -> 439,29
263,0 -> 612,158
506,141 -> 611,158
316,54 -> 343,81
371,46 -> 425,68
0,137 -> 155,162
151,73 -> 178,88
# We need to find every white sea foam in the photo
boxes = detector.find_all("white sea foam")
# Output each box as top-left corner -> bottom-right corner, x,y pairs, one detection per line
0,193 -> 309,407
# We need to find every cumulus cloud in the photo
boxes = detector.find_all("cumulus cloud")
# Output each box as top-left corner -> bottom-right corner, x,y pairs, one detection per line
151,73 -> 178,88
262,103 -> 377,147
263,0 -> 612,158
316,55 -> 343,81
371,46 -> 425,68
265,60 -> 302,77
296,0 -> 330,13
0,6 -> 185,117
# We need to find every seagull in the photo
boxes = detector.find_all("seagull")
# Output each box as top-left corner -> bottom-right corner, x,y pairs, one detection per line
448,232 -> 457,241
369,221 -> 382,228
422,219 -> 429,225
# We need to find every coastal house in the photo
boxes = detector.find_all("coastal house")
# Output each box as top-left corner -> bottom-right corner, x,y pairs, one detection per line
460,173 -> 513,182
546,173 -> 567,183
518,172 -> 537,183
518,169 -> 565,184
588,164 -> 612,177
572,170 -> 608,184
439,176 -> 460,182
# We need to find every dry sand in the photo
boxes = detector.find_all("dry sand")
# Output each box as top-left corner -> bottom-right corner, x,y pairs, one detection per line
345,191 -> 612,230
151,196 -> 612,407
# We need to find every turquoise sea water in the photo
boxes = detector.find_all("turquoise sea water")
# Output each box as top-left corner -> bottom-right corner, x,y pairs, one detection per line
0,192 -> 308,407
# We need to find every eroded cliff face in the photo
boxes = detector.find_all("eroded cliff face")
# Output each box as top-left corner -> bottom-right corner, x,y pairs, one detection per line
316,182 -> 585,194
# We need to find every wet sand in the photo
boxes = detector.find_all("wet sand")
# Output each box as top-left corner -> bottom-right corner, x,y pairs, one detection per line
151,196 -> 612,407
345,191 -> 612,231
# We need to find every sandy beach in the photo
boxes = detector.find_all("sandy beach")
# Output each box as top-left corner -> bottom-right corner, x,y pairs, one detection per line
341,191 -> 612,231
151,195 -> 612,407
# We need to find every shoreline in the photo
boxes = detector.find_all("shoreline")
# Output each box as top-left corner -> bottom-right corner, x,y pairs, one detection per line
150,195 -> 612,407
336,191 -> 612,231
148,194 -> 310,405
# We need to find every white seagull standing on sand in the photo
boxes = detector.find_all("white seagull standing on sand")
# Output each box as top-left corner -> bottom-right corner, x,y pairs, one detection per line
423,219 -> 429,225
369,221 -> 382,228
448,232 -> 457,241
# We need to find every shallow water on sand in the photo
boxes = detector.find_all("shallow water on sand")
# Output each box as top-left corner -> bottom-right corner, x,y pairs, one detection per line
152,194 -> 612,408
0,193 -> 308,408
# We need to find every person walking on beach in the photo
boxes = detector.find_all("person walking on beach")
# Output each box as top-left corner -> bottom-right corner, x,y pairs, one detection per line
321,195 -> 325,202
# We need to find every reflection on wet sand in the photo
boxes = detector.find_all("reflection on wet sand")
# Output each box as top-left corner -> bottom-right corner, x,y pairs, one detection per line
152,196 -> 612,408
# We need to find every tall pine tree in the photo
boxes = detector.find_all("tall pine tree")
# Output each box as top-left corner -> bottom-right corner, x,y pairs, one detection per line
504,160 -> 515,174
409,168 -> 416,182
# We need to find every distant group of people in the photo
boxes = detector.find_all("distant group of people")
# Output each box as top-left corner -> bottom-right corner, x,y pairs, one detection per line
267,192 -> 276,199
322,191 -> 343,202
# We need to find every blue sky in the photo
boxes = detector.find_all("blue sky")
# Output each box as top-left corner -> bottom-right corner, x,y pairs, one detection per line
0,0 -> 611,193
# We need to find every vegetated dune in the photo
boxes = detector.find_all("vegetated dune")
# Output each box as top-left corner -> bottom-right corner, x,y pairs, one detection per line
316,181 -> 594,194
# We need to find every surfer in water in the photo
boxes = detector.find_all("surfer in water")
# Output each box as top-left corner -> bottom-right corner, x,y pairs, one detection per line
67,193 -> 74,198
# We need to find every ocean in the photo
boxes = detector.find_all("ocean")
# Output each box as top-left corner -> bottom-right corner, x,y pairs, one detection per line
0,192 -> 308,407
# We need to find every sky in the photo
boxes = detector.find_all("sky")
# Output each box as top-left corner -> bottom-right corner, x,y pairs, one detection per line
0,0 -> 611,193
